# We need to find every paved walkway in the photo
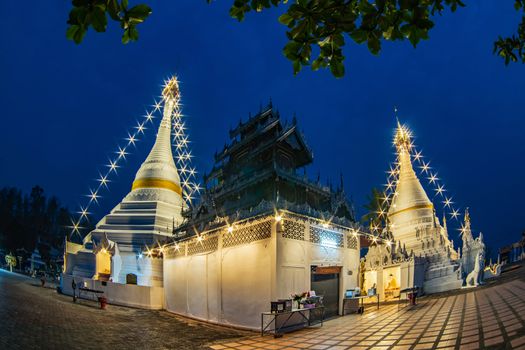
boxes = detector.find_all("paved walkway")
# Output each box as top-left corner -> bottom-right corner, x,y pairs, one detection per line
211,266 -> 525,350
0,270 -> 248,349
2,266 -> 525,349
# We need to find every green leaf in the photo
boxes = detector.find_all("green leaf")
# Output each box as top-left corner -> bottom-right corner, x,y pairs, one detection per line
66,25 -> 79,41
350,29 -> 368,43
90,7 -> 108,32
329,60 -> 345,78
66,24 -> 86,44
292,60 -> 301,75
367,34 -> 381,55
121,0 -> 129,10
122,28 -> 130,44
127,4 -> 152,22
278,13 -> 294,26
129,26 -> 139,41
107,0 -> 121,21
311,57 -> 323,71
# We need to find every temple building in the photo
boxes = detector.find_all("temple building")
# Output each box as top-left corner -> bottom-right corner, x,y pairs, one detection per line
61,79 -> 184,308
163,105 -> 361,329
499,231 -> 525,265
363,121 -> 485,299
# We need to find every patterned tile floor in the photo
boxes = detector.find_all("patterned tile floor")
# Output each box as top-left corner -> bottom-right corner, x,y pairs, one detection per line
2,265 -> 524,349
210,269 -> 525,350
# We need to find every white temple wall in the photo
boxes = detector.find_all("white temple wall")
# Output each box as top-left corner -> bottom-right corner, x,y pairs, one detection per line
112,254 -> 163,287
276,217 -> 360,314
163,214 -> 360,328
164,217 -> 275,330
60,273 -> 164,309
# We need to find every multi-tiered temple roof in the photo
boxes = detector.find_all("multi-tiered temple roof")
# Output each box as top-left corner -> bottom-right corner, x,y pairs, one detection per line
176,104 -> 355,236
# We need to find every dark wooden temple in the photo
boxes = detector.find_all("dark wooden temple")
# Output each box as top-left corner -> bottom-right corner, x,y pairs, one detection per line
175,104 -> 355,237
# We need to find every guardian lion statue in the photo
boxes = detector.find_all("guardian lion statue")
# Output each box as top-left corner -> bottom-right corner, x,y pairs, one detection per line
465,251 -> 484,287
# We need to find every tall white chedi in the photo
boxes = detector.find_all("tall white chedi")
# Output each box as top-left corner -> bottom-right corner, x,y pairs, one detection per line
387,121 -> 463,293
87,78 -> 185,287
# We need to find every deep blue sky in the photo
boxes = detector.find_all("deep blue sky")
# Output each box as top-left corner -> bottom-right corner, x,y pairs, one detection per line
0,1 -> 523,256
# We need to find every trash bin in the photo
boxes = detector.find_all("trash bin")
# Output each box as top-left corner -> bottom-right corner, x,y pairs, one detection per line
98,296 -> 107,310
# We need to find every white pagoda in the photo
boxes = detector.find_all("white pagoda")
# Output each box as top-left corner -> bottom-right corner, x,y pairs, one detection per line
386,122 -> 463,293
364,121 -> 486,297
62,78 -> 184,307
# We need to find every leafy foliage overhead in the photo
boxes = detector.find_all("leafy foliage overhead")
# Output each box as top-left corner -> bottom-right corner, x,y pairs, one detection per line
494,0 -> 525,65
67,0 -> 152,44
67,1 -> 525,76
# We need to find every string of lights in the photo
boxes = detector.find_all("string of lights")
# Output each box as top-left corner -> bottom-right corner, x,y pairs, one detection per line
372,116 -> 467,242
69,76 -> 201,240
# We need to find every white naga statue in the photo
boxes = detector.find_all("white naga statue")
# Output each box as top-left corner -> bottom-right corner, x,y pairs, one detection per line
465,251 -> 485,287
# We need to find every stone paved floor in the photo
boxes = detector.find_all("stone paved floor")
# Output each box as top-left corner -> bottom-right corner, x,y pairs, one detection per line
2,267 -> 525,350
211,265 -> 525,350
0,270 -> 249,349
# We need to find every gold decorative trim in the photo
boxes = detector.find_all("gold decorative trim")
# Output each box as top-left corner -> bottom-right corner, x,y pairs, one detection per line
388,203 -> 433,217
132,178 -> 182,196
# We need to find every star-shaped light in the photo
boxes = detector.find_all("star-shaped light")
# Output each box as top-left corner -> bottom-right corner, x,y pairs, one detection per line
98,174 -> 110,188
450,209 -> 460,219
78,206 -> 90,218
135,122 -> 146,134
87,189 -> 99,203
116,146 -> 128,160
193,183 -> 202,193
153,100 -> 162,112
144,111 -> 154,122
107,160 -> 119,173
435,184 -> 445,196
420,161 -> 431,173
428,173 -> 439,184
126,133 -> 137,146
443,197 -> 453,208
413,150 -> 423,161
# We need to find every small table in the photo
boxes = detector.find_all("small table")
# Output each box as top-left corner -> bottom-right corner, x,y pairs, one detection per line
261,307 -> 325,337
398,287 -> 418,309
343,294 -> 380,315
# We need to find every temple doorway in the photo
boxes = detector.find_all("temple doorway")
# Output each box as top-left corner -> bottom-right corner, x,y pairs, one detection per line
95,249 -> 111,281
311,266 -> 340,318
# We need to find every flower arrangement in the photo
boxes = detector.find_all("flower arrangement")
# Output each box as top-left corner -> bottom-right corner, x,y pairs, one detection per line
291,292 -> 308,309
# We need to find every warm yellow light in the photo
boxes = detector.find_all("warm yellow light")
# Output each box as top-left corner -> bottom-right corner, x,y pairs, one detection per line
275,214 -> 282,223
197,235 -> 203,242
227,226 -> 234,233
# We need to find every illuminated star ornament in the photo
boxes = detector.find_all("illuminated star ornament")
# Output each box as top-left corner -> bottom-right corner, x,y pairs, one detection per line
69,76 -> 201,240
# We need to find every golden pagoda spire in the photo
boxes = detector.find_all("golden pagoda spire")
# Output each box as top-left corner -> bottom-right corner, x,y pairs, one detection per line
127,77 -> 183,201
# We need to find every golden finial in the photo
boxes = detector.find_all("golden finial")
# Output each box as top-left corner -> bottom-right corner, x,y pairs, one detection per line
162,76 -> 180,100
